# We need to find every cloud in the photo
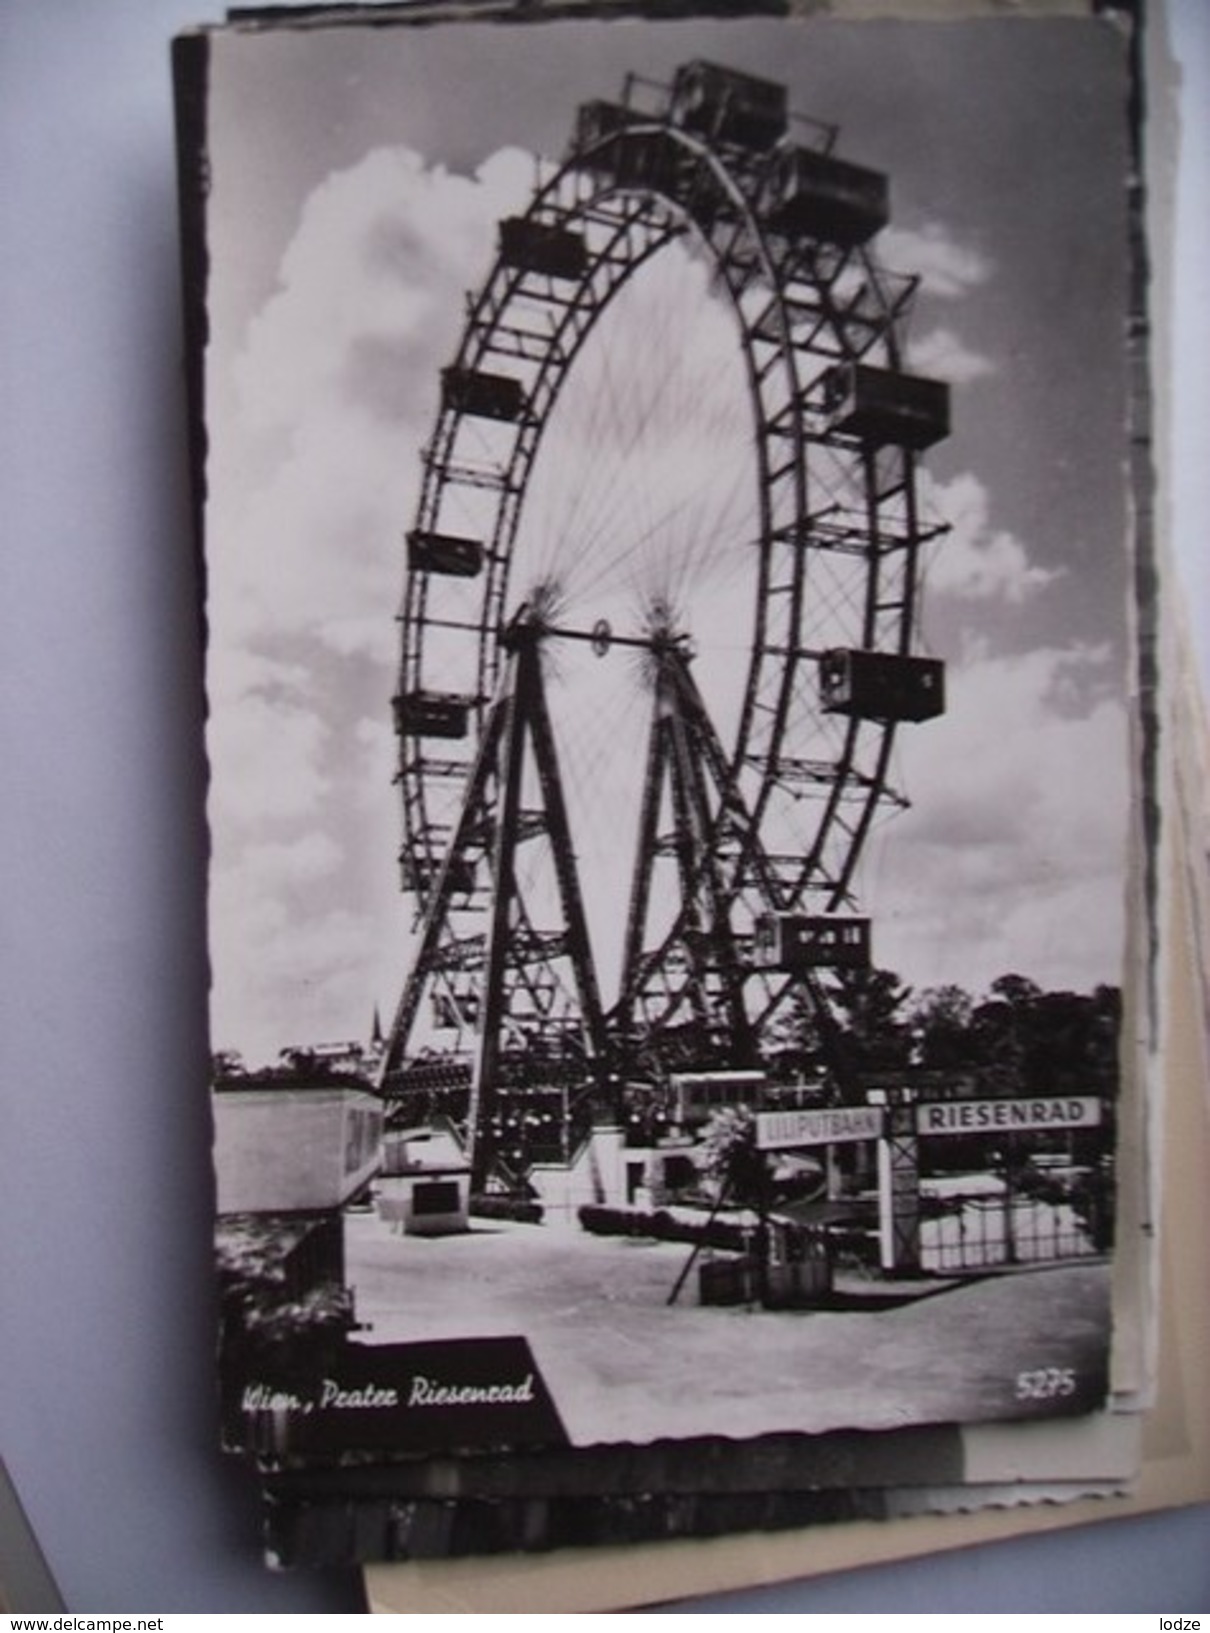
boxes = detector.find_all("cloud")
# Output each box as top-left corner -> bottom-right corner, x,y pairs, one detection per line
920,470 -> 1063,607
905,326 -> 995,385
207,146 -> 534,1056
208,831 -> 345,980
209,816 -> 414,1065
880,222 -> 990,299
210,901 -> 386,1065
208,145 -> 535,662
864,642 -> 1129,997
229,147 -> 535,438
206,683 -> 330,834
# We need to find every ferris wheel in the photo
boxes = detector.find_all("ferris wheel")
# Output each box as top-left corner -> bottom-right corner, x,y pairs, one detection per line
381,62 -> 949,1158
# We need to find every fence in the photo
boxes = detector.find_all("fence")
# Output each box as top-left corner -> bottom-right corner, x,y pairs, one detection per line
918,1176 -> 1102,1272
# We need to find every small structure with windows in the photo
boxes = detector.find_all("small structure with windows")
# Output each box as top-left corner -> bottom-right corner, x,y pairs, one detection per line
376,1126 -> 470,1237
755,913 -> 871,972
212,1076 -> 382,1215
669,1070 -> 767,1130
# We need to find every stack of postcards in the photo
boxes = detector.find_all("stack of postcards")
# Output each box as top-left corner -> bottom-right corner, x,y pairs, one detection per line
174,0 -> 1207,1606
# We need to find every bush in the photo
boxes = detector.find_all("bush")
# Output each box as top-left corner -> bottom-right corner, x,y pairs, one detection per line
578,1203 -> 752,1253
470,1194 -> 544,1225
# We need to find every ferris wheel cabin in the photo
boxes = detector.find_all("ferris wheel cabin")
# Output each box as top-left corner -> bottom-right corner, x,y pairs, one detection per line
392,690 -> 472,739
668,61 -> 788,151
818,649 -> 945,724
762,147 -> 889,248
406,529 -> 483,579
440,364 -> 527,424
755,914 -> 872,973
398,855 -> 477,900
823,362 -> 951,452
570,100 -> 680,191
497,216 -> 588,282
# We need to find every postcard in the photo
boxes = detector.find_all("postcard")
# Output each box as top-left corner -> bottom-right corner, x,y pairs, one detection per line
180,2 -> 1151,1485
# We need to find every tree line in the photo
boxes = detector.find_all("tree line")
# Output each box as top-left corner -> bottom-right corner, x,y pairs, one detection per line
769,971 -> 1121,1101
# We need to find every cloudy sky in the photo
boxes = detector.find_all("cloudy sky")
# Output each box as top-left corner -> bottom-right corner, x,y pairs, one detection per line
202,13 -> 1136,1063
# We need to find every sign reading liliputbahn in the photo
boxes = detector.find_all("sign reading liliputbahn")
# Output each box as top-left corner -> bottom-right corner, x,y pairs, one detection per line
756,1106 -> 885,1150
915,1096 -> 1103,1137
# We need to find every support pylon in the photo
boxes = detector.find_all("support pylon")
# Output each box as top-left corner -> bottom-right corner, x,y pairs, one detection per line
616,642 -> 758,1069
381,617 -> 606,1192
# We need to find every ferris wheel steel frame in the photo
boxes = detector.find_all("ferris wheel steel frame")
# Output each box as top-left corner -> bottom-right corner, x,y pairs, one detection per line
385,62 -> 949,1100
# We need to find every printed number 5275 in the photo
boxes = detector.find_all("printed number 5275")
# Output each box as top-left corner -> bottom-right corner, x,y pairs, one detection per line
1015,1367 -> 1076,1401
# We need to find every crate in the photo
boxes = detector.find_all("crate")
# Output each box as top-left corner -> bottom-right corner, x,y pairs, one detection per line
763,1220 -> 833,1308
762,1256 -> 833,1308
698,1255 -> 758,1307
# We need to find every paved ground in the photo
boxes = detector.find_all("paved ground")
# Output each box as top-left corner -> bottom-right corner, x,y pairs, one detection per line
343,1210 -> 1111,1447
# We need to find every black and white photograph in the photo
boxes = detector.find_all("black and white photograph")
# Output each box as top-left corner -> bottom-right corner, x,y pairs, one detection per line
195,6 -> 1142,1472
